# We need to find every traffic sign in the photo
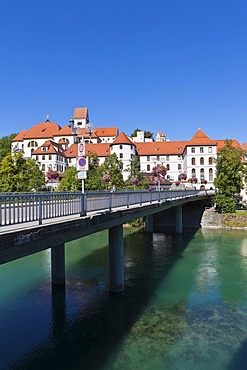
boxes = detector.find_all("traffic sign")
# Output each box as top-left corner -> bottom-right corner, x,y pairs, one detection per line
78,139 -> 85,157
77,156 -> 88,171
78,171 -> 87,179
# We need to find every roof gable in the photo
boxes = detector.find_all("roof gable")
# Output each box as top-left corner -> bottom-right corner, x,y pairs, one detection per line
111,131 -> 135,146
188,128 -> 216,146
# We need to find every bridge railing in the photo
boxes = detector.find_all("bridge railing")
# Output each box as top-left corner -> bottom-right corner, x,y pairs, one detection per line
0,189 -> 211,227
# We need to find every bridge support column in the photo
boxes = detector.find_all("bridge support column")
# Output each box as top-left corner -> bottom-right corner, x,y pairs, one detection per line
109,225 -> 124,293
146,214 -> 153,233
175,205 -> 183,234
51,244 -> 65,286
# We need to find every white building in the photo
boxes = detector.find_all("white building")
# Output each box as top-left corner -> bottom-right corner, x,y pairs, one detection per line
11,105 -> 244,190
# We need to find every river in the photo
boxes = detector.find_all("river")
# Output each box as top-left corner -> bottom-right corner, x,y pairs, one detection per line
1,227 -> 247,370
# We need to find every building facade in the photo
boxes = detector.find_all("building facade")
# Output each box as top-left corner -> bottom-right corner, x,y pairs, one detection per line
11,106 -> 243,189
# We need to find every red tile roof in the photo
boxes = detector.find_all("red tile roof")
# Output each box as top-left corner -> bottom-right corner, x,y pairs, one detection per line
73,107 -> 88,119
16,121 -> 62,140
111,132 -> 135,146
188,129 -> 216,146
65,143 -> 111,158
215,139 -> 241,153
136,141 -> 186,155
32,140 -> 66,156
12,130 -> 27,142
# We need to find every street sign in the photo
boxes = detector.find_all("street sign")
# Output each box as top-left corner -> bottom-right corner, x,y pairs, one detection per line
78,171 -> 87,179
78,138 -> 85,157
76,156 -> 88,171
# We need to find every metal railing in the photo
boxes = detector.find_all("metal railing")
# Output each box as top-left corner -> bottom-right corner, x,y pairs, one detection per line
0,189 -> 212,227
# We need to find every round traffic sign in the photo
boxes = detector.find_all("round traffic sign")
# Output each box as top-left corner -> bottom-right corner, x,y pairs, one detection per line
79,143 -> 84,153
78,157 -> 86,167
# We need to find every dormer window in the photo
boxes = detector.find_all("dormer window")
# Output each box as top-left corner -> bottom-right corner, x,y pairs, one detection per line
42,147 -> 47,152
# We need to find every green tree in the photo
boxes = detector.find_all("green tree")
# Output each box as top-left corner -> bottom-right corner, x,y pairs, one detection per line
0,133 -> 18,161
125,155 -> 148,189
101,153 -> 125,190
130,129 -> 153,140
0,152 -> 45,192
85,151 -> 105,190
214,139 -> 246,213
58,167 -> 81,191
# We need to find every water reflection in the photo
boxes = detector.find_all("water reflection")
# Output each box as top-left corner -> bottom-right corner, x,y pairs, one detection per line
1,229 -> 247,369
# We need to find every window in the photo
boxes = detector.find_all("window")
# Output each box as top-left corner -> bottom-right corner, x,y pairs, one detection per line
178,164 -> 181,170
42,155 -> 45,160
209,147 -> 212,153
191,157 -> 196,165
77,121 -> 82,126
200,157 -> 204,165
166,155 -> 169,161
191,147 -> 195,153
49,155 -> 52,160
166,164 -> 170,170
209,168 -> 213,181
147,156 -> 150,161
192,168 -> 196,176
200,168 -> 204,178
208,157 -> 213,165
147,164 -> 150,171
42,164 -> 45,171
120,153 -> 123,159
200,147 -> 204,153
36,155 -> 39,160
119,145 -> 123,149
157,155 -> 160,161
177,155 -> 181,159
28,141 -> 38,148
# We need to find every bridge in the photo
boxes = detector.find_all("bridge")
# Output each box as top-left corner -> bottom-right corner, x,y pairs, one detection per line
0,189 -> 214,292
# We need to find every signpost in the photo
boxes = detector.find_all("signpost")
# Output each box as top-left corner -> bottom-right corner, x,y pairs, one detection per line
77,137 -> 87,193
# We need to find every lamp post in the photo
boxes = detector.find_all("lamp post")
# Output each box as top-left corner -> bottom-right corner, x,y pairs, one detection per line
85,122 -> 95,143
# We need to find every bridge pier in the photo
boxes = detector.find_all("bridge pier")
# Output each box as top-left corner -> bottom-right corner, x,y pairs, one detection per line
175,205 -> 183,234
146,214 -> 153,233
51,244 -> 65,286
108,225 -> 124,293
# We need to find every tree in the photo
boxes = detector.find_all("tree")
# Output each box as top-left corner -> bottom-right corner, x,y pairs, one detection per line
125,155 -> 148,189
130,129 -> 153,140
85,151 -> 105,190
100,153 -> 125,190
0,152 -> 45,192
58,167 -> 81,191
0,133 -> 18,161
214,139 -> 247,213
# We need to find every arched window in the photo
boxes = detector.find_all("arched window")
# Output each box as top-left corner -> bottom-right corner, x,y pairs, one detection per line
178,164 -> 181,170
166,164 -> 170,170
191,157 -> 196,165
209,168 -> 213,181
200,157 -> 204,165
42,164 -> 45,171
27,141 -> 38,148
147,164 -> 150,171
192,168 -> 196,177
200,168 -> 204,178
208,157 -> 213,165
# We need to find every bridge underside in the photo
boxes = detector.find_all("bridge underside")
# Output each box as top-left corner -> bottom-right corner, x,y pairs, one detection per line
0,194 -> 212,292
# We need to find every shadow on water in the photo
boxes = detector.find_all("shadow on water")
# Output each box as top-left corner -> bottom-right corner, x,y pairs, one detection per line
11,227 -> 199,370
227,339 -> 247,370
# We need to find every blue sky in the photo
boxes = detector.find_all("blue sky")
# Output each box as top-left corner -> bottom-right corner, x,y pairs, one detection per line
1,0 -> 246,143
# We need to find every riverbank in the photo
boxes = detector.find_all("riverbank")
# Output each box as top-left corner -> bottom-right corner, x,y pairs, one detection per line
201,207 -> 247,229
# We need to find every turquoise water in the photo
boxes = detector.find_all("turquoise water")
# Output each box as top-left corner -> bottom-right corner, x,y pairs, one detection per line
1,228 -> 247,369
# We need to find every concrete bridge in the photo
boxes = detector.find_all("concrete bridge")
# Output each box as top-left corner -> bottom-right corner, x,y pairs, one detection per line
0,190 -> 214,292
